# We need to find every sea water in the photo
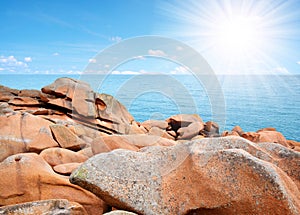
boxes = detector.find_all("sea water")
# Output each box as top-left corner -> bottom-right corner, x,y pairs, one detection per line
1,74 -> 299,141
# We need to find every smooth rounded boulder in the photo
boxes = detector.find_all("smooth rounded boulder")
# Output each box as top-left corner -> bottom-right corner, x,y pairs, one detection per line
70,136 -> 300,215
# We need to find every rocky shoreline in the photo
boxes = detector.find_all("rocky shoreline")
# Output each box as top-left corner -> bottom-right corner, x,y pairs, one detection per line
0,77 -> 299,214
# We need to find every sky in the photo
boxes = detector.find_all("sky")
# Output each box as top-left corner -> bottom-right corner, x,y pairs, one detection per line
0,0 -> 300,75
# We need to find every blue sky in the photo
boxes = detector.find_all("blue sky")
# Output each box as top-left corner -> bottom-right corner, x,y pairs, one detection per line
1,0 -> 300,75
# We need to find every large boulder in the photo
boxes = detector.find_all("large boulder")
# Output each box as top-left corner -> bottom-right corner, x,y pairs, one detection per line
0,153 -> 103,214
70,136 -> 300,215
0,199 -> 88,215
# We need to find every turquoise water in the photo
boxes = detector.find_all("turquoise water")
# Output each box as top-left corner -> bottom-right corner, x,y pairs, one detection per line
1,74 -> 299,141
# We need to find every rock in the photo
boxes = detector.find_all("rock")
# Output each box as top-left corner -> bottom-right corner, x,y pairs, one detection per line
50,124 -> 86,150
202,121 -> 219,137
0,199 -> 88,215
40,148 -> 88,166
222,130 -> 240,137
141,120 -> 168,131
0,153 -> 103,214
0,102 -> 13,115
78,147 -> 94,158
177,122 -> 204,140
166,114 -> 203,131
53,163 -> 82,176
32,108 -> 50,115
242,130 -> 287,147
232,125 -> 244,136
0,85 -> 18,102
103,210 -> 138,215
128,121 -> 147,134
70,136 -> 300,215
8,97 -> 40,106
148,127 -> 175,140
26,129 -> 59,153
0,138 -> 26,162
257,130 -> 287,146
18,89 -> 41,98
287,140 -> 300,151
92,135 -> 139,155
47,98 -> 73,111
92,134 -> 175,155
95,93 -> 134,125
257,127 -> 277,132
0,112 -> 54,159
42,78 -> 96,117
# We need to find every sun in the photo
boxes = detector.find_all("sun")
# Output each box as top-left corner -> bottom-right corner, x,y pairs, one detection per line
214,15 -> 262,56
158,0 -> 296,75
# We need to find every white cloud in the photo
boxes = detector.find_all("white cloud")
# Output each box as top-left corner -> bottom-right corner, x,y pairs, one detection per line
53,52 -> 60,56
89,58 -> 97,63
148,49 -> 167,57
297,61 -> 300,65
112,70 -> 141,75
111,36 -> 122,43
0,68 -> 4,71
24,57 -> 32,62
170,66 -> 190,75
0,55 -> 29,72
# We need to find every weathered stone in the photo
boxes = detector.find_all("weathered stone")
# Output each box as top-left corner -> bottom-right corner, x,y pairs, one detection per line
0,102 -> 13,115
8,97 -> 40,106
166,114 -> 203,131
0,138 -> 26,162
177,122 -> 204,140
18,89 -> 41,98
26,129 -> 59,153
0,153 -> 103,214
53,163 -> 82,175
257,127 -> 277,132
0,199 -> 88,215
242,130 -> 287,147
141,120 -> 168,131
95,93 -> 134,125
232,125 -> 244,136
103,210 -> 138,215
40,148 -> 88,166
202,121 -> 219,137
47,98 -> 72,111
222,130 -> 240,137
148,127 -> 175,140
50,124 -> 86,150
92,135 -> 139,155
0,113 -> 53,152
0,85 -> 18,102
92,134 -> 175,155
70,136 -> 300,215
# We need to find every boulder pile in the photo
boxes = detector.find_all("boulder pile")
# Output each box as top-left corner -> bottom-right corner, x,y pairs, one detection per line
0,77 -> 299,214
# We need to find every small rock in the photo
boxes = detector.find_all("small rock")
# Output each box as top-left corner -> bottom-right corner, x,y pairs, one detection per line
53,162 -> 82,175
0,199 -> 88,215
50,124 -> 86,150
40,148 -> 88,166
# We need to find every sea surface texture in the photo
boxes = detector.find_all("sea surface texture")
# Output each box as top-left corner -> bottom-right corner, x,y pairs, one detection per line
1,74 -> 299,141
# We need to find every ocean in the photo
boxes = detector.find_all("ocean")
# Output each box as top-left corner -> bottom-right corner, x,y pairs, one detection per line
1,74 -> 299,142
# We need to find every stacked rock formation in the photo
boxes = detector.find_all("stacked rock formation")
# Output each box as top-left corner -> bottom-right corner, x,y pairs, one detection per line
0,78 -> 299,214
